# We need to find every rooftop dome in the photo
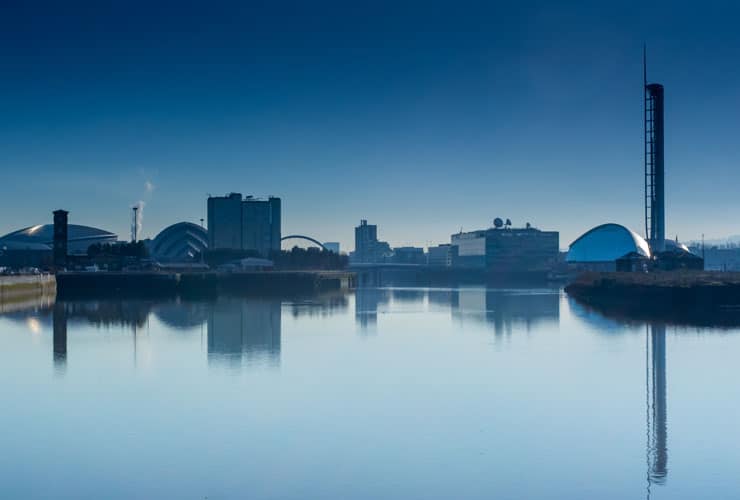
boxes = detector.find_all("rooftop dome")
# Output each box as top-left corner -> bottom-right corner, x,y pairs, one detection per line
0,224 -> 118,255
663,239 -> 692,254
150,222 -> 208,262
567,223 -> 651,263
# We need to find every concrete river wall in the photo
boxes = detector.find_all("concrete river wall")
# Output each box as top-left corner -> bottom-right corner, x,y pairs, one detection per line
0,274 -> 56,313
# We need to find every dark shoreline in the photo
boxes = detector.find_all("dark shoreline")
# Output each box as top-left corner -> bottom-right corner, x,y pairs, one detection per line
56,270 -> 355,299
565,271 -> 740,326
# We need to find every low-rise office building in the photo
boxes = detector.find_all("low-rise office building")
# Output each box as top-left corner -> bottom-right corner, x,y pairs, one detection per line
451,223 -> 559,273
427,244 -> 453,267
392,246 -> 426,265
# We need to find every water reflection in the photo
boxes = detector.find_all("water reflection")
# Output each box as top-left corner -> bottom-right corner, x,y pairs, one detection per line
355,288 -> 391,331
647,323 -> 668,493
390,289 -> 426,303
5,286 -> 740,498
451,288 -> 559,335
52,301 -> 67,373
8,293 -> 349,371
286,292 -> 349,319
153,301 -> 210,330
354,286 -> 561,337
207,298 -> 282,367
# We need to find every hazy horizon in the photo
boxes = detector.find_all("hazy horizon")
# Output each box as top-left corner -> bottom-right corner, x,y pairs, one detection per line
3,1 -> 740,251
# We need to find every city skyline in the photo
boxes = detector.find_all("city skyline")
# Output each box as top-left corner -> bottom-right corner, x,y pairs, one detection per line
4,2 -> 740,250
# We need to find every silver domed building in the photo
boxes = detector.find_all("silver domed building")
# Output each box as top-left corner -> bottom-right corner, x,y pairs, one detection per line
566,223 -> 651,271
0,224 -> 118,268
0,224 -> 117,255
149,222 -> 208,262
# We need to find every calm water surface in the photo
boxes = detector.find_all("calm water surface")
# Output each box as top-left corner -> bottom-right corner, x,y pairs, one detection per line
2,287 -> 740,499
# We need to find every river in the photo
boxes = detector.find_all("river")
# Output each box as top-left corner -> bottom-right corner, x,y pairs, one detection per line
1,286 -> 739,499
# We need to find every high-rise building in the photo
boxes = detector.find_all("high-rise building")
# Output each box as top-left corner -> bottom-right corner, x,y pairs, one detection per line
353,220 -> 391,263
207,193 -> 242,250
207,193 -> 281,256
242,196 -> 281,257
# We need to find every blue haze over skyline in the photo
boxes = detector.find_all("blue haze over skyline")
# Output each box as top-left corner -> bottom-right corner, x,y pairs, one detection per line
2,1 -> 740,250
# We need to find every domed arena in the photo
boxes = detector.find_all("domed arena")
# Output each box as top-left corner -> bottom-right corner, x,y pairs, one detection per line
149,222 -> 208,262
0,224 -> 118,255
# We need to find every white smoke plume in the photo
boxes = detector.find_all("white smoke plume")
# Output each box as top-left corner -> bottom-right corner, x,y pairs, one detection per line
144,180 -> 155,194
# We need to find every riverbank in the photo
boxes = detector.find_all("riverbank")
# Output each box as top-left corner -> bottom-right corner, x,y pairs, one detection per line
0,275 -> 56,312
565,271 -> 740,323
56,270 -> 355,298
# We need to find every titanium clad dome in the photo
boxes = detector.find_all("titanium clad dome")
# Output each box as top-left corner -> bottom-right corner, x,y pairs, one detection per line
150,222 -> 208,262
566,224 -> 651,262
0,224 -> 118,254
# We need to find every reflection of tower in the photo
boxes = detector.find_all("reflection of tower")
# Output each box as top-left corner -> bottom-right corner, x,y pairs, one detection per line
52,301 -> 67,371
646,323 -> 668,492
207,299 -> 281,366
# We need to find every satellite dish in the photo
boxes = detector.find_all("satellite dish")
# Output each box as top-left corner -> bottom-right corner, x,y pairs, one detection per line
493,218 -> 504,228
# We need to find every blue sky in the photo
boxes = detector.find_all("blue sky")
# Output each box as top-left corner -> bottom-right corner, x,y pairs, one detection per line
2,1 -> 740,250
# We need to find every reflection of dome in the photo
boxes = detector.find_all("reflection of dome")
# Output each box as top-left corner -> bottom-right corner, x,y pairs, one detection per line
150,222 -> 208,262
153,301 -> 210,330
0,224 -> 117,255
567,223 -> 651,262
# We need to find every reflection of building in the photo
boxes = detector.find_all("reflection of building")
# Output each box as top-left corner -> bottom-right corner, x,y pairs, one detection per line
207,298 -> 281,365
354,288 -> 391,331
451,288 -> 559,335
451,225 -> 558,272
647,323 -> 668,487
207,193 -> 281,257
286,293 -> 349,319
391,289 -> 425,303
153,301 -> 209,329
427,289 -> 456,308
353,220 -> 391,264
